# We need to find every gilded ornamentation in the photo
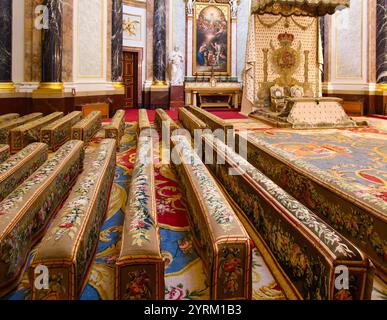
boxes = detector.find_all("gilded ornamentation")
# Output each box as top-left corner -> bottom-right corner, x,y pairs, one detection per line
270,32 -> 302,87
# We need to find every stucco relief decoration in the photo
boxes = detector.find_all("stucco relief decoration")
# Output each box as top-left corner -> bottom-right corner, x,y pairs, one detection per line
123,14 -> 141,41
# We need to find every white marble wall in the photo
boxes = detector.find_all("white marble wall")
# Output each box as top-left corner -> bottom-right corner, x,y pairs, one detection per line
327,0 -> 369,92
77,0 -> 105,79
169,0 -> 186,80
237,0 -> 251,81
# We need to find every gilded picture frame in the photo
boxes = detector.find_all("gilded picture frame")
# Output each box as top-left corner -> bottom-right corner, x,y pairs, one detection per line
193,2 -> 231,76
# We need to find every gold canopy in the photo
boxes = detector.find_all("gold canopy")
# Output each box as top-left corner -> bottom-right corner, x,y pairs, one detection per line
251,0 -> 350,16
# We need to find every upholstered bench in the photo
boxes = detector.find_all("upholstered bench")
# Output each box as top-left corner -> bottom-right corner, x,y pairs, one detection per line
41,111 -> 83,151
178,108 -> 208,137
138,109 -> 151,136
0,140 -> 84,296
0,143 -> 48,202
71,111 -> 102,144
170,135 -> 252,300
105,109 -> 125,143
202,133 -> 375,300
0,145 -> 10,163
30,139 -> 116,300
115,135 -> 164,300
0,113 -> 43,144
10,112 -> 64,153
155,108 -> 180,134
187,106 -> 233,143
0,114 -> 19,124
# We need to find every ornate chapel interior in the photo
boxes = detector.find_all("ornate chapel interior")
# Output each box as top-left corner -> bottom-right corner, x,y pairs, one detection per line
0,0 -> 386,301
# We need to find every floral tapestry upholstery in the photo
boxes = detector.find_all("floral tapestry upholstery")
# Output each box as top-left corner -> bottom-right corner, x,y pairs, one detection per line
203,133 -> 375,300
186,106 -> 233,144
178,108 -> 208,137
0,114 -> 19,124
0,143 -> 48,202
116,135 -> 164,300
0,140 -> 84,297
270,85 -> 286,112
0,145 -> 9,163
10,112 -> 64,153
40,111 -> 83,151
71,111 -> 102,144
105,110 -> 125,144
290,85 -> 304,98
237,130 -> 387,282
29,139 -> 116,300
0,113 -> 43,144
138,109 -> 151,137
171,135 -> 252,300
287,99 -> 356,129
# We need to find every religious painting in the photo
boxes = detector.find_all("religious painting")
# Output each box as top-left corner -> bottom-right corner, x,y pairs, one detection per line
193,2 -> 231,75
123,13 -> 142,41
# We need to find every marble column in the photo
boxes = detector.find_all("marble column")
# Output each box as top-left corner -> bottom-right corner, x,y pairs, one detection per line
153,0 -> 167,84
376,0 -> 387,83
112,0 -> 123,86
0,0 -> 15,92
39,0 -> 63,91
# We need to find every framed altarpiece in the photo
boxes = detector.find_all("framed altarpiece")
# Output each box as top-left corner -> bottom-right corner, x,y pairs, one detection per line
192,1 -> 231,76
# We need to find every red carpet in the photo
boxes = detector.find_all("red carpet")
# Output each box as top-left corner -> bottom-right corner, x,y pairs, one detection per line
205,110 -> 247,120
367,114 -> 387,120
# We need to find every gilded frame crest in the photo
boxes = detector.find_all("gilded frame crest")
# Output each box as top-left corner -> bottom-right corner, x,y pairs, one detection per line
193,2 -> 231,76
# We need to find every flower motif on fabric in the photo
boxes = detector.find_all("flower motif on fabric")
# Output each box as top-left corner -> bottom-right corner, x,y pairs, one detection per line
219,248 -> 243,296
124,269 -> 151,300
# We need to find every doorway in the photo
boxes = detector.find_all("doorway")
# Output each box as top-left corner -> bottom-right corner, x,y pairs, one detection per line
123,51 -> 138,108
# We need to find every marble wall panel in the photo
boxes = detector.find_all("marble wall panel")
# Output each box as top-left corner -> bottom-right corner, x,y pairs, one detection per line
62,0 -> 73,82
77,0 -> 104,78
376,0 -> 387,83
334,0 -> 364,80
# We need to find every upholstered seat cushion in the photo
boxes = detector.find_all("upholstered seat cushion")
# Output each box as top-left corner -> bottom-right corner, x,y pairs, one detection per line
71,111 -> 102,144
0,143 -> 48,202
30,139 -> 116,300
0,114 -> 19,124
138,109 -> 151,136
171,135 -> 252,300
105,109 -> 125,143
10,112 -> 64,153
116,135 -> 164,300
0,145 -> 10,163
0,113 -> 43,144
41,111 -> 83,151
0,140 -> 84,297
203,133 -> 374,300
